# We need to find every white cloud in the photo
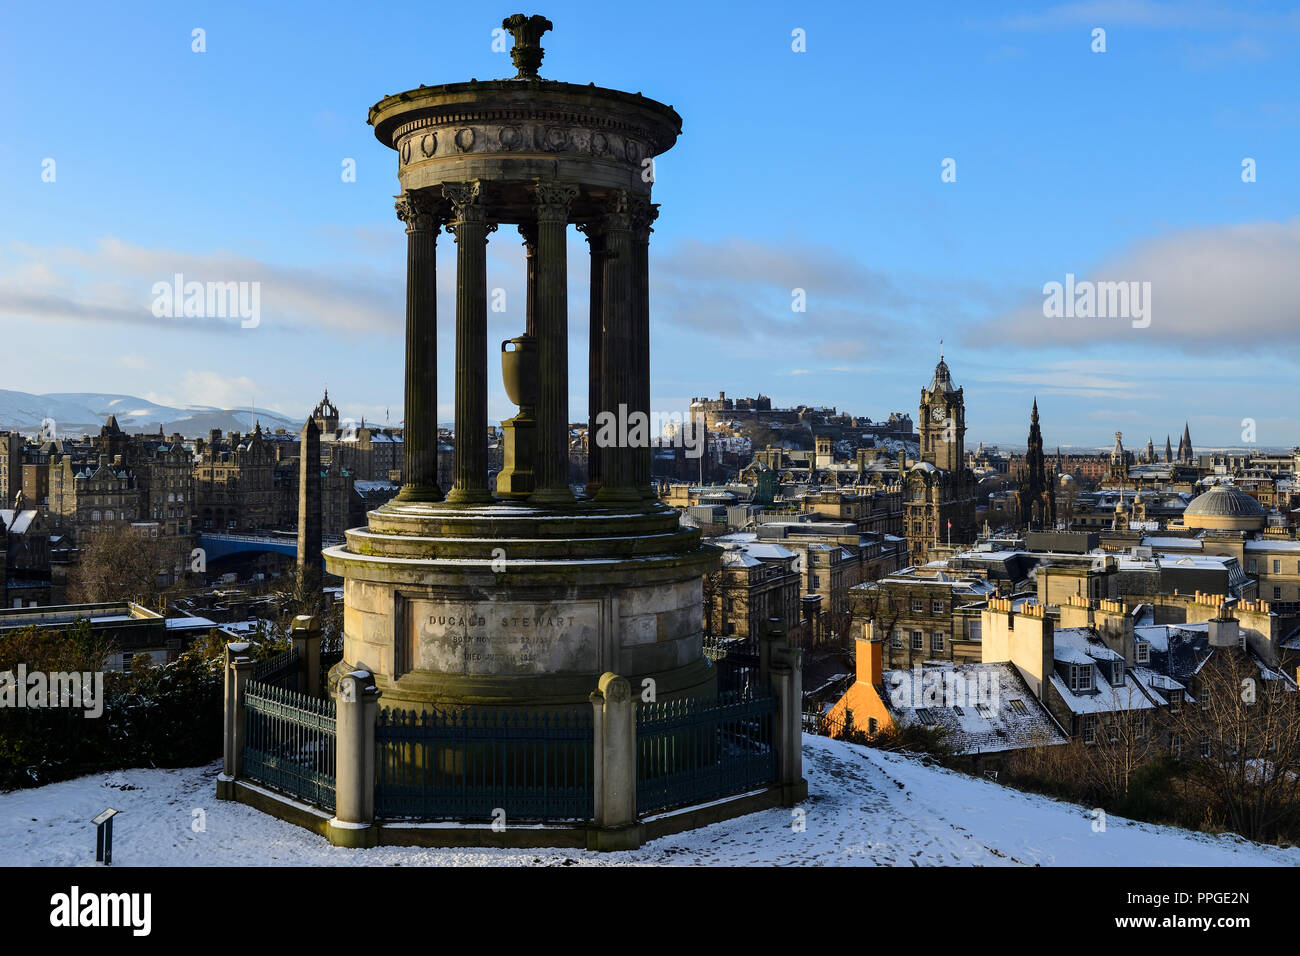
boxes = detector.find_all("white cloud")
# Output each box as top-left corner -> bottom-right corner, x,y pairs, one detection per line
0,237 -> 403,335
973,218 -> 1300,352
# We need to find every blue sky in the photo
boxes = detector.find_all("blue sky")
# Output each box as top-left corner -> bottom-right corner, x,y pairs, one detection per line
1,0 -> 1298,450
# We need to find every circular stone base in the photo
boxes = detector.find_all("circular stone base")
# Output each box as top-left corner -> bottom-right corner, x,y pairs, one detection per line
324,498 -> 720,714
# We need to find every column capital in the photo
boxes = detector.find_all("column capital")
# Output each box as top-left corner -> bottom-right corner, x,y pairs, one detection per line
443,180 -> 483,213
444,181 -> 498,241
394,191 -> 443,234
517,221 -> 538,249
535,181 -> 580,222
630,198 -> 659,241
601,190 -> 632,233
576,220 -> 605,245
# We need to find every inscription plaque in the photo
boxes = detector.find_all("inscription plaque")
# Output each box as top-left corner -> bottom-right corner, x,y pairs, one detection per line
411,598 -> 601,675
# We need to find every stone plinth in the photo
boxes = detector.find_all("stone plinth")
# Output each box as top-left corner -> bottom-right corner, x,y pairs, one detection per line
324,500 -> 718,712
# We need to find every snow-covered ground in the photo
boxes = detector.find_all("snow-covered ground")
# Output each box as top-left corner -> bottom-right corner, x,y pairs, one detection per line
2,735 -> 1294,866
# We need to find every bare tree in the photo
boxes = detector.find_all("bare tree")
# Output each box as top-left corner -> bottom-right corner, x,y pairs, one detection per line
1162,649 -> 1300,842
67,526 -> 176,606
1072,687 -> 1163,804
849,582 -> 903,654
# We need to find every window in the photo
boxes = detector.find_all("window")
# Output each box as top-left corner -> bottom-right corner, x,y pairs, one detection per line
1135,640 -> 1150,664
1171,734 -> 1182,758
867,718 -> 878,734
910,631 -> 923,651
891,629 -> 902,648
1069,664 -> 1094,693
1081,716 -> 1097,745
1274,560 -> 1281,574
1274,587 -> 1282,600
1111,661 -> 1124,686
1199,735 -> 1212,758
975,702 -> 993,718
968,619 -> 982,641
931,600 -> 943,614
914,708 -> 936,726
1249,559 -> 1257,573
929,631 -> 943,652
911,599 -> 923,613
1168,689 -> 1182,713
1009,699 -> 1028,715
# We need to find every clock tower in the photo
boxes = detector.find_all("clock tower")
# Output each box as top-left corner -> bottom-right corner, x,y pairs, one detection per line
918,354 -> 965,473
905,353 -> 976,564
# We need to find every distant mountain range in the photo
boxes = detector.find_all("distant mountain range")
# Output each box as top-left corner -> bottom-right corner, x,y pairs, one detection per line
0,390 -> 300,439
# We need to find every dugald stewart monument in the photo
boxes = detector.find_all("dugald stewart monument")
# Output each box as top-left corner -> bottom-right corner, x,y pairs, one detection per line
325,14 -> 719,714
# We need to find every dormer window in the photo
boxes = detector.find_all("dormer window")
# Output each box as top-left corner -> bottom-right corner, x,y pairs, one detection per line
1135,640 -> 1150,664
1110,661 -> 1124,687
1069,664 -> 1093,693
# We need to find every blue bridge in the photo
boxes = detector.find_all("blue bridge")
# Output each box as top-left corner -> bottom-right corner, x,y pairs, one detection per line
198,532 -> 344,565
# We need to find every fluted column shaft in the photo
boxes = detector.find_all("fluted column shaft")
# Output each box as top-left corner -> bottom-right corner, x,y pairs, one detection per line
519,223 -> 537,337
445,181 -> 496,504
596,193 -> 637,503
581,224 -> 605,496
394,192 -> 443,501
631,199 -> 658,498
531,182 -> 579,504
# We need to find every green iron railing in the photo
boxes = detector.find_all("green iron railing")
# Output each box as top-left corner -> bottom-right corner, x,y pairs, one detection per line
252,649 -> 300,689
636,690 -> 777,815
375,707 -> 594,822
242,679 -> 336,811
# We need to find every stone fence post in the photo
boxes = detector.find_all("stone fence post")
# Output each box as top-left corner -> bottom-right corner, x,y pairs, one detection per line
760,616 -> 787,690
771,645 -> 809,805
291,614 -> 321,696
328,669 -> 380,848
216,642 -> 253,800
588,672 -> 642,851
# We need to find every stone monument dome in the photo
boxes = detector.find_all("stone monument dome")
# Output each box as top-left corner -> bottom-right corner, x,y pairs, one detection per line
1182,483 -> 1267,531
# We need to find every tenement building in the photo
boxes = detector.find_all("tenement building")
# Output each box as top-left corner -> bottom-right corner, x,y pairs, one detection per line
193,426 -> 277,531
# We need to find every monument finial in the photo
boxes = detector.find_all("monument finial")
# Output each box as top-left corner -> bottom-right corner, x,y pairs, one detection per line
503,13 -> 553,79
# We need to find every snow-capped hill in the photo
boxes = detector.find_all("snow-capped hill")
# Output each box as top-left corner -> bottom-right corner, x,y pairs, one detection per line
0,390 -> 299,437
0,735 -> 1293,866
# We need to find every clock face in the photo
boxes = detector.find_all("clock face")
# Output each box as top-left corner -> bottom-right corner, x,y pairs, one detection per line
931,405 -> 947,422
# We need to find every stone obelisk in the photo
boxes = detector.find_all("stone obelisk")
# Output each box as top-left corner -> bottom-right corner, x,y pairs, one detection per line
297,417 -> 322,592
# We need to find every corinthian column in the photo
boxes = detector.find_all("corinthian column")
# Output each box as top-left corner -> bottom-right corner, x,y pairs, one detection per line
595,191 -> 638,504
443,181 -> 497,505
530,182 -> 580,506
394,191 -> 443,502
518,222 -> 537,337
630,198 -> 659,499
578,222 -> 605,497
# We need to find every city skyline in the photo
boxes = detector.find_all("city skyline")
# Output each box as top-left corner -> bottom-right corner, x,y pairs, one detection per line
3,1 -> 1298,446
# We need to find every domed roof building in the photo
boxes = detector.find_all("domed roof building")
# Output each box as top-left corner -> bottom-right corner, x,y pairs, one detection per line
1181,483 -> 1266,531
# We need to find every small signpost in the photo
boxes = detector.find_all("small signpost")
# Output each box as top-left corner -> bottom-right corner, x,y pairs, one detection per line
91,808 -> 119,865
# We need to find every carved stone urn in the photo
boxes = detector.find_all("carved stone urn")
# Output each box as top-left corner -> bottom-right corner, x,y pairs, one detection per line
501,334 -> 537,411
